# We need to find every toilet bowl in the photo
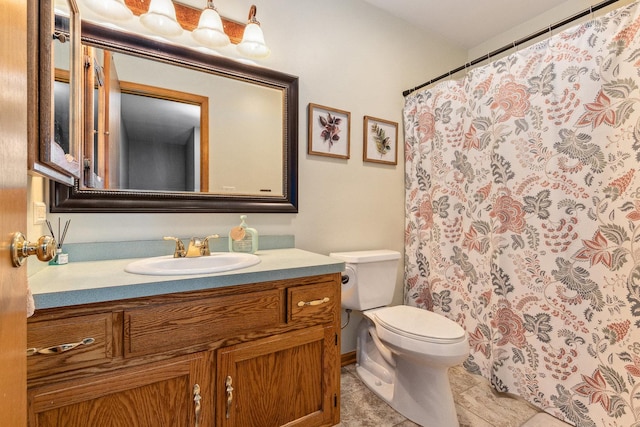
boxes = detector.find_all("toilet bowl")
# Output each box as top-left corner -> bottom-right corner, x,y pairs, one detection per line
331,250 -> 469,427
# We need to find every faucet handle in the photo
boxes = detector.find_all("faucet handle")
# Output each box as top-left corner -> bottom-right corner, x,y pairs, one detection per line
202,234 -> 220,256
163,236 -> 186,258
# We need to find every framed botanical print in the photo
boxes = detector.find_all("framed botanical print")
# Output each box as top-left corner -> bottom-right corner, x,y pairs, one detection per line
363,116 -> 398,165
308,103 -> 350,159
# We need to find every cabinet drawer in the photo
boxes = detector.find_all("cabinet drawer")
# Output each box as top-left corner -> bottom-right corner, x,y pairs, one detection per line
125,289 -> 283,357
288,281 -> 337,324
27,312 -> 114,379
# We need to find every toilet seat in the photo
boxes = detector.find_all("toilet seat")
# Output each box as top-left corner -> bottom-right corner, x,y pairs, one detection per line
372,305 -> 466,344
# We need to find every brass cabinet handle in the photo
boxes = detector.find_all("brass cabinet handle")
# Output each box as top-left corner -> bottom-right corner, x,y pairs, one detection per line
225,376 -> 234,419
297,297 -> 330,307
27,337 -> 95,356
193,384 -> 202,427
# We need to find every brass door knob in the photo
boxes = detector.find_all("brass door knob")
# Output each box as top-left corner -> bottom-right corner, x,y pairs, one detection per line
10,232 -> 56,267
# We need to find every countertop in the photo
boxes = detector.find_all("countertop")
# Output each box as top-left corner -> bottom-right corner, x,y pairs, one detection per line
29,248 -> 345,309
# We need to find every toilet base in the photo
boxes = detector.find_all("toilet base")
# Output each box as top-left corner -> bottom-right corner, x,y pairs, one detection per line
355,363 -> 394,403
391,356 -> 459,426
356,358 -> 459,427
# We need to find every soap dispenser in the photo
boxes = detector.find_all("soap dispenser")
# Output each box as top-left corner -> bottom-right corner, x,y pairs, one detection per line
229,215 -> 258,254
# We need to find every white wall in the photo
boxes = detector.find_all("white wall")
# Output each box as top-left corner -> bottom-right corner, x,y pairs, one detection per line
28,0 -> 466,354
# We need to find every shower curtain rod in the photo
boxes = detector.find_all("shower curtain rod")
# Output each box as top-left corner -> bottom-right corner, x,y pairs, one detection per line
402,0 -> 622,97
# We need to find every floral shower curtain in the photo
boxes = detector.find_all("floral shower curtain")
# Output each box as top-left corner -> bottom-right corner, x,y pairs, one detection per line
404,2 -> 640,426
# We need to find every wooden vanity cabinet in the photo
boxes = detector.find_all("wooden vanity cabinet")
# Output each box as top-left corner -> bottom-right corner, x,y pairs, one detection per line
26,273 -> 341,427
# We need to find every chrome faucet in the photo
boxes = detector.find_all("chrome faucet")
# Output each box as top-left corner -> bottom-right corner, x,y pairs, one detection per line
164,235 -> 219,258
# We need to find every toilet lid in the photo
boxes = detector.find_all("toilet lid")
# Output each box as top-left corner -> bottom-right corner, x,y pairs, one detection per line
373,306 -> 466,344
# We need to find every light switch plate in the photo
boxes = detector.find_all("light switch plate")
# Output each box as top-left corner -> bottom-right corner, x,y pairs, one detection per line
33,201 -> 47,225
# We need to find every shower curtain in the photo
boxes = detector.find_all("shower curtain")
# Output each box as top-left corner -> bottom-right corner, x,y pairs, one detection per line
404,2 -> 640,426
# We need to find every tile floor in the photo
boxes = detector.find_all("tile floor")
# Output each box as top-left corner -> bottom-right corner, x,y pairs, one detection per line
338,364 -> 572,427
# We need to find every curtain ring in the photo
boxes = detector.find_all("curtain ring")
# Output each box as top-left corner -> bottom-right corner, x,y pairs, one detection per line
546,24 -> 555,41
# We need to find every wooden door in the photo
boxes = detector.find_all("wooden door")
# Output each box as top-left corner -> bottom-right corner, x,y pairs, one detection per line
217,326 -> 338,427
28,351 -> 213,427
0,0 -> 29,425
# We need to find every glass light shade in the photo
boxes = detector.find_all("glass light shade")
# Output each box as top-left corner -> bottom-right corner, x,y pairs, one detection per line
192,7 -> 230,49
237,23 -> 270,58
140,0 -> 183,37
83,0 -> 132,21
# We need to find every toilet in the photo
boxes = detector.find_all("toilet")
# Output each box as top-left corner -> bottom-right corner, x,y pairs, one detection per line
330,249 -> 469,427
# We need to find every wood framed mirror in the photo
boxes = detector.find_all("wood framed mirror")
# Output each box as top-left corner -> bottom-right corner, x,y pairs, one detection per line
28,0 -> 82,185
51,18 -> 298,213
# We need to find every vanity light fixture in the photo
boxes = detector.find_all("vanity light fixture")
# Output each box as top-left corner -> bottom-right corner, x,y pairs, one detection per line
80,0 -> 271,58
83,0 -> 133,21
237,5 -> 271,59
192,1 -> 230,49
140,0 -> 183,37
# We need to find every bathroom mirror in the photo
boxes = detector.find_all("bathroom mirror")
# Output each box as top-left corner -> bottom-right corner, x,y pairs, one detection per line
28,0 -> 82,185
52,21 -> 298,213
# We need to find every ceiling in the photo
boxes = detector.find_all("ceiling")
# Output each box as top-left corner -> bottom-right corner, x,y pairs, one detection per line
361,0 -> 569,50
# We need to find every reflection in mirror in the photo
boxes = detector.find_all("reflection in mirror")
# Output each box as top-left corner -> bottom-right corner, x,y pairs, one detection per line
52,22 -> 298,213
119,88 -> 204,192
84,46 -> 210,192
83,47 -> 283,196
51,2 -> 81,177
53,77 -> 71,154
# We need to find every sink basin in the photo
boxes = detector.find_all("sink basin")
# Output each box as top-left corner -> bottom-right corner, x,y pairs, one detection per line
125,252 -> 261,276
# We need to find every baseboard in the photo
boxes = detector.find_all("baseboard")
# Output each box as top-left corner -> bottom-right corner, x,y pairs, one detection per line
341,351 -> 356,367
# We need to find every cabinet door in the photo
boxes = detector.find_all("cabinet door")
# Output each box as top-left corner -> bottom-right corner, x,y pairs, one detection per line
28,351 -> 213,427
217,325 -> 338,427
27,0 -> 82,185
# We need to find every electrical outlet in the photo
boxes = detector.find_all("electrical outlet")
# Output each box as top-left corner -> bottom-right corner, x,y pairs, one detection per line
33,201 -> 47,225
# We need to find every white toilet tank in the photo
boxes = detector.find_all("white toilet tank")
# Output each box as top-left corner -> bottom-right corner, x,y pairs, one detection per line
330,249 -> 400,311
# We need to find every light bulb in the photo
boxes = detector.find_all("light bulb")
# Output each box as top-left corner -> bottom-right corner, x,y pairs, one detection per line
140,0 -> 183,37
83,0 -> 133,21
237,6 -> 270,59
192,3 -> 230,49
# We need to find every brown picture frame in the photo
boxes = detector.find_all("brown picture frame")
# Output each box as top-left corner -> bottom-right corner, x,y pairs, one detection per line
308,103 -> 350,159
363,116 -> 398,165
